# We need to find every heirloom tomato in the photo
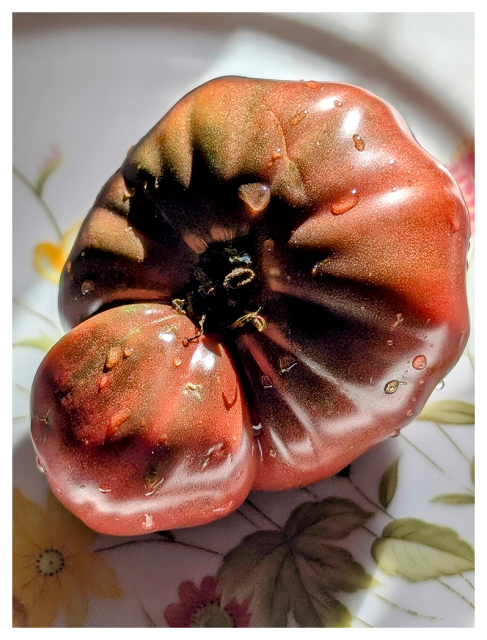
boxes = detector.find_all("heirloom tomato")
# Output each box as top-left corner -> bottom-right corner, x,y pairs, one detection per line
31,77 -> 470,535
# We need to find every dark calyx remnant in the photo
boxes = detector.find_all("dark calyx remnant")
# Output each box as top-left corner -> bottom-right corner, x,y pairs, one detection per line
172,236 -> 266,340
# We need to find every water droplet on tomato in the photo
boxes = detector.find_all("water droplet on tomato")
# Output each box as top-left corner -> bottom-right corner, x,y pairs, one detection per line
279,354 -> 297,373
305,80 -> 320,89
98,374 -> 109,390
105,347 -> 120,370
406,409 -> 413,417
36,457 -> 45,474
331,190 -> 359,215
99,484 -> 112,493
290,110 -> 308,126
418,377 -> 425,385
436,380 -> 445,390
387,340 -> 394,346
145,476 -> 164,496
261,375 -> 273,388
81,280 -> 95,295
412,355 -> 427,370
384,380 -> 405,394
123,347 -> 133,359
269,449 -> 277,457
142,514 -> 154,529
353,134 -> 365,151
389,430 -> 400,438
334,100 -> 342,107
174,356 -> 182,367
252,424 -> 263,436
238,182 -> 270,215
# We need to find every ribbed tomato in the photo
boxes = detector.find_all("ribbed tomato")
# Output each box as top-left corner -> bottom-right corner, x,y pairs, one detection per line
31,77 -> 470,535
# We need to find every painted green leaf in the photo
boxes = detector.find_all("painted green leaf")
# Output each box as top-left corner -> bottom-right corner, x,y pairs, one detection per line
218,499 -> 373,627
371,518 -> 474,581
217,530 -> 289,627
287,556 -> 351,628
284,497 -> 373,540
13,332 -> 56,352
292,535 -> 373,593
417,400 -> 474,424
470,456 -> 475,485
35,148 -> 62,196
379,458 -> 399,509
430,493 -> 474,505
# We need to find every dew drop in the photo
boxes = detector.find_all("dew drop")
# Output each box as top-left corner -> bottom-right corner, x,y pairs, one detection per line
261,375 -> 273,389
406,409 -> 413,417
331,191 -> 359,215
353,134 -> 365,151
142,514 -> 154,529
173,356 -> 182,367
387,340 -> 394,346
305,80 -> 320,89
422,334 -> 427,339
389,430 -> 401,438
269,449 -> 277,457
66,261 -> 72,273
334,100 -> 342,108
105,347 -> 120,370
99,484 -> 112,493
436,380 -> 445,390
384,380 -> 406,394
279,354 -> 297,373
123,347 -> 133,359
392,187 -> 397,192
36,457 -> 45,474
252,424 -> 263,436
418,377 -> 425,385
81,280 -> 95,295
290,110 -> 308,126
144,475 -> 164,496
98,374 -> 109,390
238,182 -> 271,215
412,355 -> 427,370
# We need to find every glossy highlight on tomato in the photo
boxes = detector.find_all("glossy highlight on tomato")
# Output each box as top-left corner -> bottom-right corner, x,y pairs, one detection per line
31,77 -> 470,536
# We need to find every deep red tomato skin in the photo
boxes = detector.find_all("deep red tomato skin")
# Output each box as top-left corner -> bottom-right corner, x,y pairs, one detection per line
31,77 -> 470,533
31,303 -> 256,535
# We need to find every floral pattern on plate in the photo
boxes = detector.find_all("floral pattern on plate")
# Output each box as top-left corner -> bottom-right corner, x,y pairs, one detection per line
12,140 -> 475,627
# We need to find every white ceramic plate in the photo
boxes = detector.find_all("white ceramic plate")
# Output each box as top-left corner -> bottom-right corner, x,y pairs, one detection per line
12,13 -> 474,628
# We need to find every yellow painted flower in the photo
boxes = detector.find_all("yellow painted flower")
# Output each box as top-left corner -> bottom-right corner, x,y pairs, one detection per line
12,488 -> 123,627
33,222 -> 81,284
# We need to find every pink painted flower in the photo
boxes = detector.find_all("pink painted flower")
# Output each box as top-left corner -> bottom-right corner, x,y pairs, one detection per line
164,575 -> 252,627
448,138 -> 475,235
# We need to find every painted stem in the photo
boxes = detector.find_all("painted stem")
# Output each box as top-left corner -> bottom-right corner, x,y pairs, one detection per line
347,477 -> 394,519
437,578 -> 474,609
244,498 -> 282,530
374,593 -> 440,620
400,433 -> 474,494
13,166 -> 63,238
13,297 -> 62,332
460,574 -> 475,590
95,536 -> 223,557
234,506 -> 261,530
435,422 -> 470,462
